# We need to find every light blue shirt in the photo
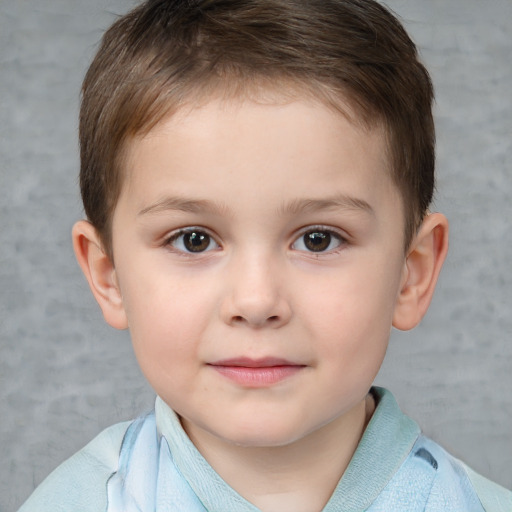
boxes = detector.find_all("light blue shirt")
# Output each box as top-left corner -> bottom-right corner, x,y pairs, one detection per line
19,388 -> 512,511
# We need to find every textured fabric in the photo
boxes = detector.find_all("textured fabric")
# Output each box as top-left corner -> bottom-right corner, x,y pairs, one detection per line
18,388 -> 512,511
18,421 -> 130,512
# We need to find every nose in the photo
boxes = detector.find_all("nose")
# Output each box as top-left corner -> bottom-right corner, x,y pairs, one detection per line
220,253 -> 292,329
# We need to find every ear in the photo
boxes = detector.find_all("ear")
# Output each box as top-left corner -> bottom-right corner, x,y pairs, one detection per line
72,220 -> 128,330
392,213 -> 449,331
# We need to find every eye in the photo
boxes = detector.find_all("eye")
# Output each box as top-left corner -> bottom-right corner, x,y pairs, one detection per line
166,228 -> 219,253
292,228 -> 345,253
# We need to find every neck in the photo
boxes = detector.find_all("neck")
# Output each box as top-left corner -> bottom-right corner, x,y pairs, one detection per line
183,394 -> 375,512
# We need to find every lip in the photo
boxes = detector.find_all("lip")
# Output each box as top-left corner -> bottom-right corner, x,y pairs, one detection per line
208,357 -> 306,387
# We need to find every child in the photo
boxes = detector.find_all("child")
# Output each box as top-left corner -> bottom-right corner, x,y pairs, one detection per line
18,0 -> 511,510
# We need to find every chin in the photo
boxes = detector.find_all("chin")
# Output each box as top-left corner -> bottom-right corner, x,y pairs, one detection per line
216,420 -> 309,449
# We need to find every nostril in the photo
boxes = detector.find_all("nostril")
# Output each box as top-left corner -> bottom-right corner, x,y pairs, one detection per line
231,314 -> 280,325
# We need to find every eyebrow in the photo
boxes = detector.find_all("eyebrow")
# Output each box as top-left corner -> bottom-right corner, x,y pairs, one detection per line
138,197 -> 229,216
278,194 -> 374,217
138,193 -> 374,217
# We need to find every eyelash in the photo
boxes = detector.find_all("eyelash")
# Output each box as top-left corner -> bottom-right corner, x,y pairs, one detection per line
291,225 -> 348,254
164,227 -> 219,255
163,225 -> 348,255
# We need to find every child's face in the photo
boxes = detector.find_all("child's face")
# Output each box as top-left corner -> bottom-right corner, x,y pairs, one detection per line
110,96 -> 408,447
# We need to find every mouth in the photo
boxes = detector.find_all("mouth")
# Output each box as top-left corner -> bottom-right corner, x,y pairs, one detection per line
208,357 -> 306,387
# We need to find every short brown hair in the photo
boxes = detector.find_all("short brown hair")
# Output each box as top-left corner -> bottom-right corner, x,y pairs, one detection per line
80,0 -> 435,257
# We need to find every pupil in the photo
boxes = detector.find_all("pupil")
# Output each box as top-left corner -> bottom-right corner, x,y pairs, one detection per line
305,231 -> 330,252
184,232 -> 209,252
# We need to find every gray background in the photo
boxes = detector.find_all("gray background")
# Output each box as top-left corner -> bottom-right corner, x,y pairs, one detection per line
1,0 -> 511,510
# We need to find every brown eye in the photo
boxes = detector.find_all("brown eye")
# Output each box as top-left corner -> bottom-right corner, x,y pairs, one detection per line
183,231 -> 211,252
304,231 -> 331,252
168,229 -> 218,253
292,228 -> 344,253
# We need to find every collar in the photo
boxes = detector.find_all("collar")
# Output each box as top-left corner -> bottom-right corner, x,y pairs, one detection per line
323,387 -> 420,511
155,387 -> 420,511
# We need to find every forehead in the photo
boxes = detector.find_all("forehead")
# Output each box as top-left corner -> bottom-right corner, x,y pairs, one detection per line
132,78 -> 381,144
124,85 -> 390,174
115,82 -> 394,212
118,96 -> 400,224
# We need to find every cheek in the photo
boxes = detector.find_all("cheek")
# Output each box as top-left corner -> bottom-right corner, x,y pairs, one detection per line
126,290 -> 210,399
301,259 -> 400,356
119,269 -> 216,365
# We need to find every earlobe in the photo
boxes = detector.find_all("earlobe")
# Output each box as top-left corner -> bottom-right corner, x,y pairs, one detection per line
392,213 -> 449,331
72,220 -> 128,330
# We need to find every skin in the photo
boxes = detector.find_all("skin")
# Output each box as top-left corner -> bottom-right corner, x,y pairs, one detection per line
73,95 -> 448,512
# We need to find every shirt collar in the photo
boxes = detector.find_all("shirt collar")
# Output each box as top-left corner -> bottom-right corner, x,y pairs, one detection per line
323,387 -> 420,511
155,387 -> 420,511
